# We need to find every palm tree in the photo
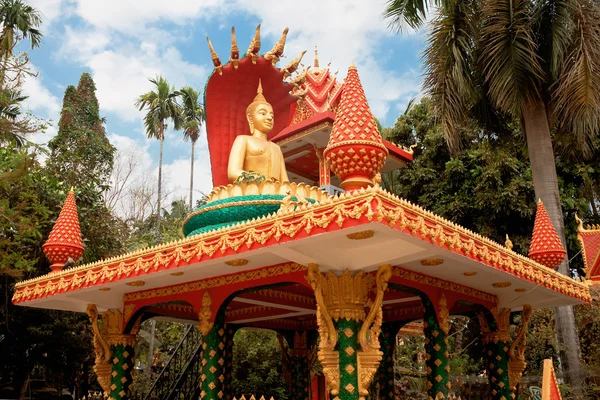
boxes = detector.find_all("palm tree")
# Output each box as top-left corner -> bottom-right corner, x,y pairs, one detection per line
0,0 -> 42,57
135,75 -> 182,243
178,86 -> 205,210
384,0 -> 600,388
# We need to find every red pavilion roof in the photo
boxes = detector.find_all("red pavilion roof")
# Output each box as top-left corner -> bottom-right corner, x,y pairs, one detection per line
575,215 -> 600,281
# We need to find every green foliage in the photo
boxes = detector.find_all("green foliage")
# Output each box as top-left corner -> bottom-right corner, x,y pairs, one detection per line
126,199 -> 188,251
384,97 -> 597,274
385,98 -> 536,254
232,329 -> 288,400
0,144 -> 57,276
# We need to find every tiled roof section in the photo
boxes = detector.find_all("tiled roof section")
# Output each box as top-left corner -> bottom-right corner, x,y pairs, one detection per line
42,189 -> 84,272
529,200 -> 566,269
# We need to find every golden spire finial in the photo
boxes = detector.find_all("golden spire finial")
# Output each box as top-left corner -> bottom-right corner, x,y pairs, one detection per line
206,36 -> 222,75
69,186 -> 74,193
314,45 -> 319,68
247,24 -> 261,64
230,26 -> 240,69
349,61 -> 356,70
253,79 -> 267,103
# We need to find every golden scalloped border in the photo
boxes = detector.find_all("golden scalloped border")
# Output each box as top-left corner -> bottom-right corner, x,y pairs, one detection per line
204,181 -> 331,204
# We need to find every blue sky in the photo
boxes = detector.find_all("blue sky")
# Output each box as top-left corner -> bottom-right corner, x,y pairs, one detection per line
23,0 -> 426,213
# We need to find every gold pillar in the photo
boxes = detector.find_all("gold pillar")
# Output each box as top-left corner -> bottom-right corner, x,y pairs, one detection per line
306,264 -> 392,400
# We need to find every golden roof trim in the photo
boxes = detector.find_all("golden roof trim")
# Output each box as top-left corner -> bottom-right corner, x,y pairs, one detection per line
13,185 -> 591,304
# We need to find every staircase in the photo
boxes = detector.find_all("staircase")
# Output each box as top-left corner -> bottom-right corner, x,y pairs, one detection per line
143,324 -> 203,400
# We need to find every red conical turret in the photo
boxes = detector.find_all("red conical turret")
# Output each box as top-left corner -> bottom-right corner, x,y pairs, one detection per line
529,200 -> 566,269
42,188 -> 84,273
323,64 -> 388,191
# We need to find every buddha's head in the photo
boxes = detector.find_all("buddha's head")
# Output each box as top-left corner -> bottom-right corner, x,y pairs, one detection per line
246,80 -> 274,136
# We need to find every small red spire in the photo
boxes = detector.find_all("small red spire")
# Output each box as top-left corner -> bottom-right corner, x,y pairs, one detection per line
42,188 -> 84,273
529,200 -> 566,269
323,64 -> 388,191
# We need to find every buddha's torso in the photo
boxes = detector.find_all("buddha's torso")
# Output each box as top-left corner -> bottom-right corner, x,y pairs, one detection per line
240,135 -> 283,180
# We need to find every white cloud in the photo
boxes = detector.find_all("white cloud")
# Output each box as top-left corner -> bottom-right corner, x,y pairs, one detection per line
62,41 -> 209,122
20,64 -> 61,145
72,0 -> 222,35
21,65 -> 61,117
28,0 -> 65,27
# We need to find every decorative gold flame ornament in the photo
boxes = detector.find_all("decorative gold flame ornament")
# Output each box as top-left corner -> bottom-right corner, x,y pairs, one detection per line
357,264 -> 392,399
86,305 -> 139,395
86,304 -> 112,394
508,304 -> 533,390
306,263 -> 340,396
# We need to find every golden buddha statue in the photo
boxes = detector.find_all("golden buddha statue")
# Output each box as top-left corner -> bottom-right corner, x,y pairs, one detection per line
227,81 -> 289,183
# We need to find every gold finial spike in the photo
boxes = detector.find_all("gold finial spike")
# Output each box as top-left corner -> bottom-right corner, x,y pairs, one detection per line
282,50 -> 307,79
69,186 -> 74,193
575,213 -> 585,232
538,198 -> 543,204
264,27 -> 289,66
257,79 -> 263,95
230,26 -> 240,69
349,61 -> 356,70
246,24 -> 261,64
314,45 -> 319,68
206,36 -> 222,75
505,234 -> 513,250
290,67 -> 310,88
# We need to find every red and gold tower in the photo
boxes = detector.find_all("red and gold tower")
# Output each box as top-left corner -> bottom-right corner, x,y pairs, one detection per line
323,64 -> 388,191
42,188 -> 84,273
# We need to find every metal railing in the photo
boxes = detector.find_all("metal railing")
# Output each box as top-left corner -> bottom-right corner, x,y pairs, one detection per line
143,324 -> 202,400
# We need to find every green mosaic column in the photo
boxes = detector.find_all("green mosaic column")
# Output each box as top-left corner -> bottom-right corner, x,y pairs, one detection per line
223,325 -> 238,400
422,296 -> 449,400
483,333 -> 512,400
290,350 -> 312,400
377,324 -> 400,400
200,312 -> 226,400
336,318 -> 361,400
108,337 -> 136,400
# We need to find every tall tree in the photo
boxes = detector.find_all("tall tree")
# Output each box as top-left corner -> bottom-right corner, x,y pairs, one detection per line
178,86 -> 204,210
135,76 -> 182,243
384,0 -> 600,388
47,73 -> 115,190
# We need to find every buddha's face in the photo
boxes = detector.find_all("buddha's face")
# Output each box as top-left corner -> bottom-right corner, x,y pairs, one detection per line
248,103 -> 274,134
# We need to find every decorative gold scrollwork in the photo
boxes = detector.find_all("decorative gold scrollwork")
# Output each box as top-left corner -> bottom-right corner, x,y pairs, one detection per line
438,293 -> 450,335
198,291 -> 214,336
508,304 -> 533,390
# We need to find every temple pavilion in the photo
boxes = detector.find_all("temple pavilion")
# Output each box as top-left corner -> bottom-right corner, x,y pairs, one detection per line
12,26 -> 588,400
